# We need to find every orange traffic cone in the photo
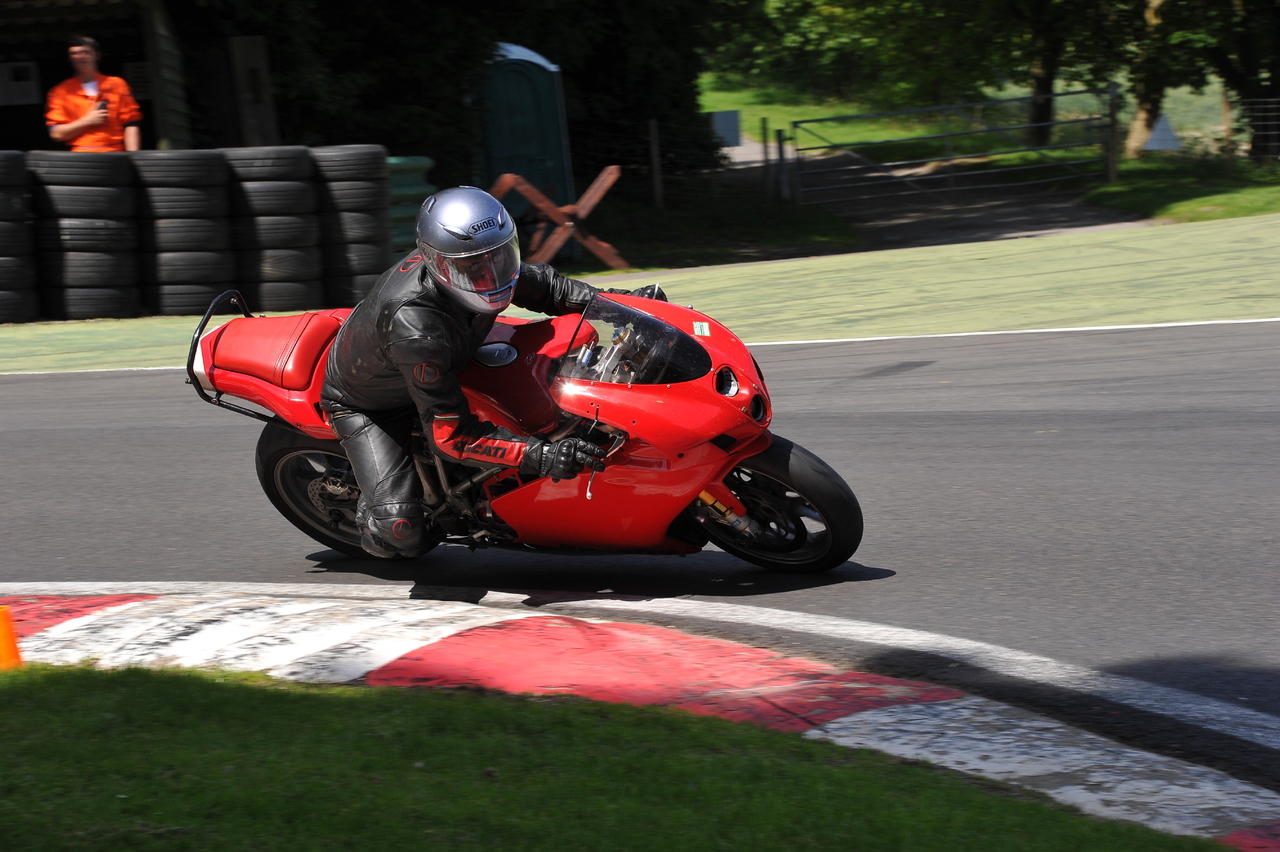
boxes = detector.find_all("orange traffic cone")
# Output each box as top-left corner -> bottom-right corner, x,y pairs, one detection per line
0,606 -> 22,669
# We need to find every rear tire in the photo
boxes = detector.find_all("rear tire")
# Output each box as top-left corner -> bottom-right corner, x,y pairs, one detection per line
255,423 -> 436,560
701,436 -> 862,573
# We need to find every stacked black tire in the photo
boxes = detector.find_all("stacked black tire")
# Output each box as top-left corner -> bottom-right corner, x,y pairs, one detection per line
224,146 -> 323,312
29,151 -> 138,320
133,150 -> 234,315
313,145 -> 392,307
0,152 -> 37,323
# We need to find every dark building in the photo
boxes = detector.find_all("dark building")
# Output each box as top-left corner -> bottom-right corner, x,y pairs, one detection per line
0,0 -> 280,152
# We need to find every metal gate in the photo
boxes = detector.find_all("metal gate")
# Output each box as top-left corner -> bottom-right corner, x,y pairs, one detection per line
791,88 -> 1118,205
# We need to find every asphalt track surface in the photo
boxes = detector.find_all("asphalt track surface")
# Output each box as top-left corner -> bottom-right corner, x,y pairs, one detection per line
2,321 -> 1278,786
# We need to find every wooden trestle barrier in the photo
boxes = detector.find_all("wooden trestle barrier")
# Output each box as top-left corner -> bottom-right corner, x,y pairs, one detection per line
489,166 -> 629,270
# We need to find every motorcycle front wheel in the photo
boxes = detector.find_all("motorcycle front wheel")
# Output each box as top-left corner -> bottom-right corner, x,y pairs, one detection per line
702,436 -> 863,573
255,422 -> 436,560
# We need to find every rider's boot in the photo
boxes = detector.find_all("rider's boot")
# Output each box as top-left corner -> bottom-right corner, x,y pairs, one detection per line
355,498 -> 424,559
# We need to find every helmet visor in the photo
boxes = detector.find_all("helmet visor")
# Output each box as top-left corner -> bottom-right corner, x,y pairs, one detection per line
430,240 -> 520,306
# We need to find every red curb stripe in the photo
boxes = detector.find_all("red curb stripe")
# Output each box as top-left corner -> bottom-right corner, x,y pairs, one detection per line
1221,820 -> 1280,851
0,595 -> 158,639
367,615 -> 963,730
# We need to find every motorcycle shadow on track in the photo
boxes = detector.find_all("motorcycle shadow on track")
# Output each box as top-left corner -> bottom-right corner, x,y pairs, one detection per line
301,546 -> 893,605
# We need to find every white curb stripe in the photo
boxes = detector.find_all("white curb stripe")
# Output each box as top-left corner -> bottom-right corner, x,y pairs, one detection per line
746,316 -> 1280,347
8,583 -> 1280,839
535,596 -> 1280,752
18,594 -> 537,682
8,583 -> 1280,753
808,697 -> 1280,838
0,581 -> 414,600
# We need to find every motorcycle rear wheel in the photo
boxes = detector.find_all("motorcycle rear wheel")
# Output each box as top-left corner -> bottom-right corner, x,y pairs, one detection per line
255,423 -> 436,560
702,436 -> 862,573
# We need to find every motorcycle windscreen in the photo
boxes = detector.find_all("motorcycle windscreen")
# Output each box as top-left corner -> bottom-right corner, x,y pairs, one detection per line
556,297 -> 712,385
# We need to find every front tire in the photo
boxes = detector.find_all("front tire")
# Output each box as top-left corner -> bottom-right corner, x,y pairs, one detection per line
702,436 -> 863,573
256,422 -> 423,560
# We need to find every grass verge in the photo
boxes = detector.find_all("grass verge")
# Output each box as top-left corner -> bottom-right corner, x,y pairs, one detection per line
0,665 -> 1220,852
0,313 -> 243,373
1085,156 -> 1280,223
3,212 -> 1279,372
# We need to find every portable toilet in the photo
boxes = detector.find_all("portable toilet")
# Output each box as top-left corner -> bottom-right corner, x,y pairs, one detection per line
477,43 -> 575,213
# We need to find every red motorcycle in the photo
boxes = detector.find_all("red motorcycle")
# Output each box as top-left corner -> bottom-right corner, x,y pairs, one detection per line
187,290 -> 862,573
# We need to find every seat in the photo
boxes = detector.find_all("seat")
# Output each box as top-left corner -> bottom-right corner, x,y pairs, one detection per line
210,312 -> 344,391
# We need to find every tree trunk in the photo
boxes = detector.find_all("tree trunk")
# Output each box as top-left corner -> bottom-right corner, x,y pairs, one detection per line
1124,75 -> 1165,158
1025,10 -> 1064,148
1125,0 -> 1168,159
1201,0 -> 1280,162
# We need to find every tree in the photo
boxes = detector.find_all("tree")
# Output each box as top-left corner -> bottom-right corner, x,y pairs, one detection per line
1194,0 -> 1280,158
706,0 -> 1123,145
706,0 -> 1010,107
1117,0 -> 1208,157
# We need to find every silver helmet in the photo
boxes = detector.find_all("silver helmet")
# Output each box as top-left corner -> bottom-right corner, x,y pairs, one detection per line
415,186 -> 520,315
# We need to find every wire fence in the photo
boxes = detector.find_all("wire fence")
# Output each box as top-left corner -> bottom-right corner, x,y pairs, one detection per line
559,93 -> 1279,217
789,89 -> 1115,205
1240,99 -> 1280,161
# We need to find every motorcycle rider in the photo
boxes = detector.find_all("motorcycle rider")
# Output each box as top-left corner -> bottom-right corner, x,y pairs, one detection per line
321,186 -> 662,559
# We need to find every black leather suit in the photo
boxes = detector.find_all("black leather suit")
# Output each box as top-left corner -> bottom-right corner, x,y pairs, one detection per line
320,251 -> 605,557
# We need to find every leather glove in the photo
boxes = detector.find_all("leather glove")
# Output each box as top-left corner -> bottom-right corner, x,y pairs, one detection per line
521,437 -> 606,482
629,283 -> 668,302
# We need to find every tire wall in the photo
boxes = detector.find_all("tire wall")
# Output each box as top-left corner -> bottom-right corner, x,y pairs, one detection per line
135,150 -> 233,316
27,151 -> 139,320
1,146 -> 418,323
314,145 -> 392,308
0,151 -> 36,324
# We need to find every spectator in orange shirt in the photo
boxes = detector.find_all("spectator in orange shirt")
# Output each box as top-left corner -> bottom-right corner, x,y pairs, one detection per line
45,35 -> 143,153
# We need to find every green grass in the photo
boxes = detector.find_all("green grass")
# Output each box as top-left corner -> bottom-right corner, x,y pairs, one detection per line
1085,156 -> 1280,223
0,312 -> 249,373
0,665 -> 1221,852
4,212 -> 1280,372
699,74 -> 868,143
634,213 -> 1280,342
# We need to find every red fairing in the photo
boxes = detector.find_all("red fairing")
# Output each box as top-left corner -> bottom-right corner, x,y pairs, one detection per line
200,295 -> 775,553
456,314 -> 585,434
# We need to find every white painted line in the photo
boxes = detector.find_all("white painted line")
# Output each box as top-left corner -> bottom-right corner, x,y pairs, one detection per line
809,697 -> 1280,837
532,596 -> 1280,752
0,365 -> 184,376
6,316 -> 1278,377
746,316 -> 1280,347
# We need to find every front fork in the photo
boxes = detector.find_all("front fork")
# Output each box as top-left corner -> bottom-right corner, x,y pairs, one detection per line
694,432 -> 774,540
697,487 -> 763,538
